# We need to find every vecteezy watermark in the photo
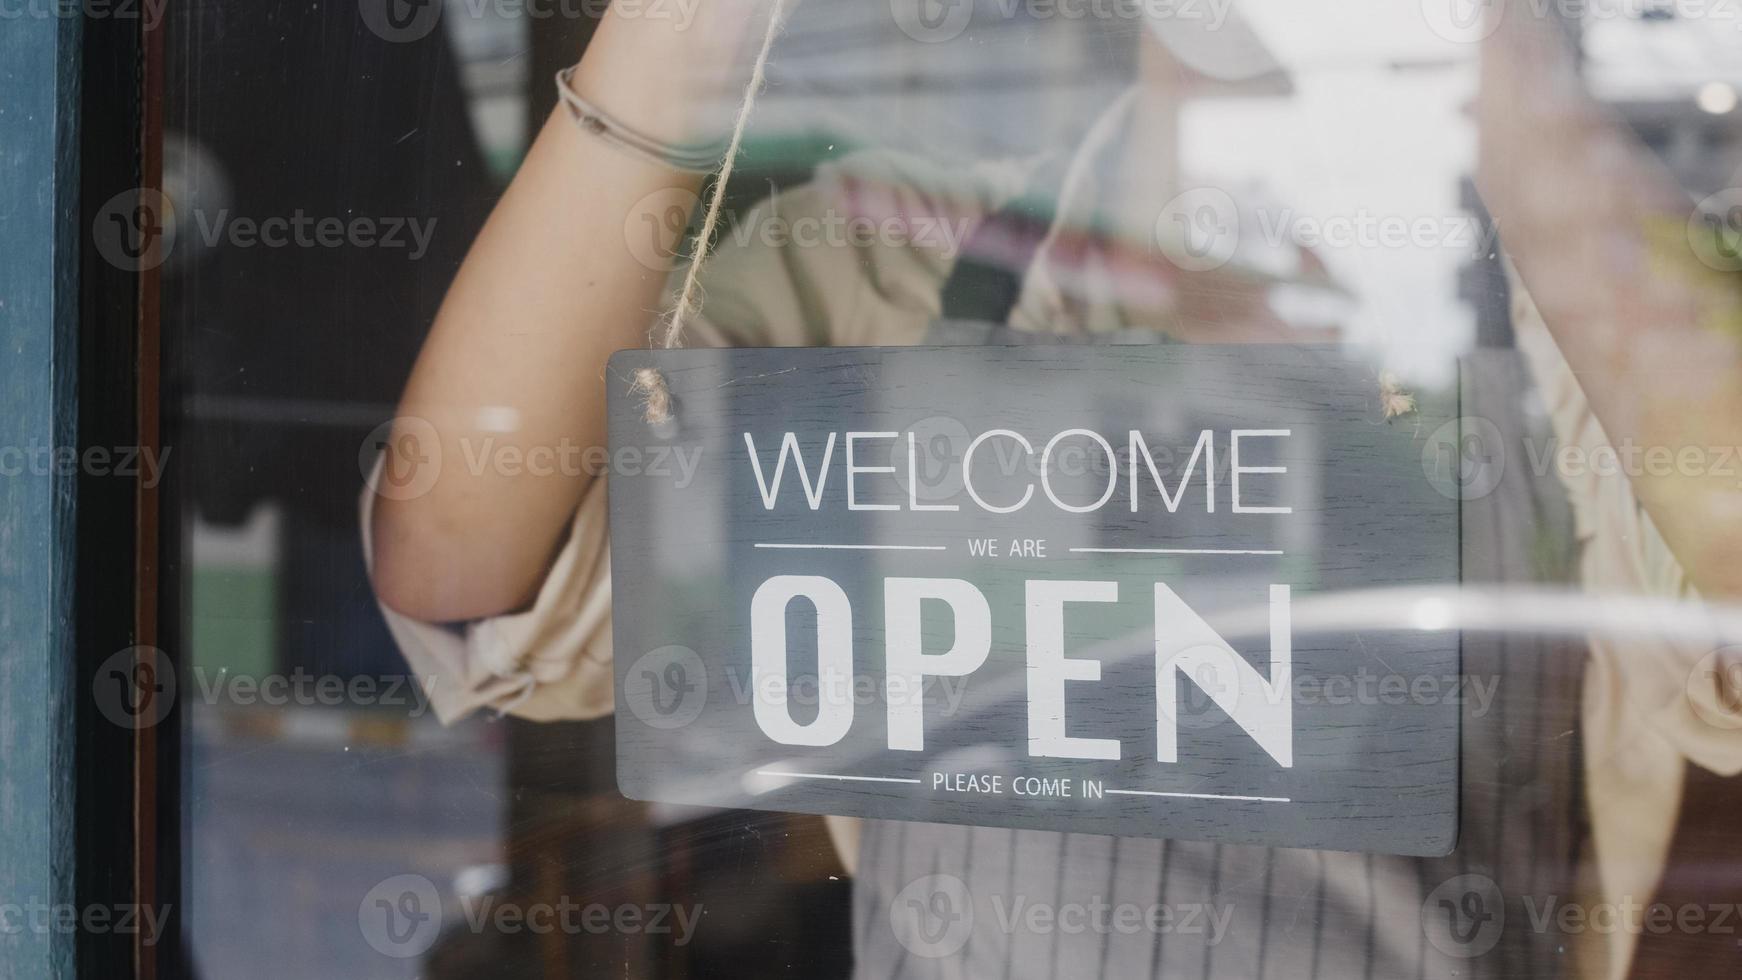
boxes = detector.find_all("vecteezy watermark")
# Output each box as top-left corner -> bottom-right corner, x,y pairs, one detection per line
624,187 -> 975,273
93,187 -> 437,272
889,874 -> 1234,959
1157,662 -> 1496,741
359,874 -> 704,959
92,646 -> 178,731
1294,668 -> 1498,715
1155,188 -> 1500,273
1155,187 -> 1242,272
359,874 -> 445,959
1523,436 -> 1742,485
0,443 -> 171,487
0,900 -> 171,947
1422,417 -> 1508,502
890,875 -> 977,958
92,646 -> 440,730
358,0 -> 701,44
623,649 -> 979,733
1519,896 -> 1742,938
1420,0 -> 1742,45
360,417 -> 705,502
1261,209 -> 1498,254
1690,189 -> 1742,274
1422,873 -> 1507,958
1423,871 -> 1742,960
624,646 -> 710,730
1426,419 -> 1742,502
92,188 -> 176,273
1686,646 -> 1742,730
890,0 -> 1233,44
0,0 -> 166,28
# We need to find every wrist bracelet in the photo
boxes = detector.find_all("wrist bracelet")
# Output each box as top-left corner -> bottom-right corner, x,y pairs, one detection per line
555,67 -> 730,174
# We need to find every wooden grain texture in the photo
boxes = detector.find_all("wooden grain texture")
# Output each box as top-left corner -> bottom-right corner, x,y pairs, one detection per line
607,346 -> 1461,856
0,12 -> 82,978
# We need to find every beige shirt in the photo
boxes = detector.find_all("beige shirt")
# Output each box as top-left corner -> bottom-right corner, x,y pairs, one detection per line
361,125 -> 1737,979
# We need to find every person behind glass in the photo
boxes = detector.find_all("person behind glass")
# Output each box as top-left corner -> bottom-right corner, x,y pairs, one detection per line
365,2 -> 1742,977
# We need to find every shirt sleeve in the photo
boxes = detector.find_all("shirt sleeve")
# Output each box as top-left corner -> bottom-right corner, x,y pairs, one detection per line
360,150 -> 1007,725
1510,261 -> 1742,771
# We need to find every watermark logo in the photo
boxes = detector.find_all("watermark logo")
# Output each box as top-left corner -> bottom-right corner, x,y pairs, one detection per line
360,417 -> 706,501
1687,646 -> 1742,731
892,0 -> 1233,42
1424,0 -> 1742,44
1257,208 -> 1495,253
1520,435 -> 1742,485
1520,895 -> 1742,937
358,0 -> 444,42
889,876 -> 1238,954
625,187 -> 704,273
361,417 -> 445,502
359,874 -> 444,959
1690,189 -> 1742,273
458,895 -> 704,942
96,187 -> 435,271
93,646 -> 177,731
93,646 -> 439,730
1422,417 -> 1507,501
890,874 -> 976,958
891,0 -> 975,42
891,415 -> 974,505
624,646 -> 709,730
0,0 -> 168,29
624,188 -> 975,273
94,188 -> 178,273
0,901 -> 170,946
0,442 -> 171,486
1422,873 -> 1506,959
1420,0 -> 1502,43
1157,187 -> 1500,268
360,0 -> 702,43
1155,187 -> 1240,272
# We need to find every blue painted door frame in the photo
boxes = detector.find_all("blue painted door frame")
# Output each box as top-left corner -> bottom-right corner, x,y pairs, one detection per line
0,12 -> 83,980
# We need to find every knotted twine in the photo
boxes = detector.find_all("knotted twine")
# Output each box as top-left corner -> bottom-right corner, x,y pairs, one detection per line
628,3 -> 1419,429
632,0 -> 789,427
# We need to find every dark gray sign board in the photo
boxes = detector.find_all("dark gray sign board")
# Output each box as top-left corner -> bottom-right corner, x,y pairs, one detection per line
607,346 -> 1460,856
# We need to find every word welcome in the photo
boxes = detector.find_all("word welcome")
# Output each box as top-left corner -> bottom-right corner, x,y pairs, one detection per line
744,429 -> 1292,514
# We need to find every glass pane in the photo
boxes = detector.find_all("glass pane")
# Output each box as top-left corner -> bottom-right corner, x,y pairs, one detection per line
155,1 -> 1742,977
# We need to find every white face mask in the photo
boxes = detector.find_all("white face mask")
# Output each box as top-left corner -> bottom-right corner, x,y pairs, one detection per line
1142,0 -> 1281,82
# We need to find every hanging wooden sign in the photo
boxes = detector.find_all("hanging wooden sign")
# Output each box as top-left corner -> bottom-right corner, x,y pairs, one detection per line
607,345 -> 1460,856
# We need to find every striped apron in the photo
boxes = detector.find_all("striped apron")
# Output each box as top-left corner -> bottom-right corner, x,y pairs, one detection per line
849,201 -> 1589,980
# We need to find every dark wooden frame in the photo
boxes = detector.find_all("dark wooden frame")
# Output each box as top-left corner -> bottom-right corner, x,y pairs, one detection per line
73,2 -> 175,978
1,7 -> 172,980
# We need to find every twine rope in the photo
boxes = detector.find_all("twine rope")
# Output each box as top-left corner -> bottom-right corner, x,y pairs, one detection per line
630,9 -> 1412,427
636,0 -> 789,425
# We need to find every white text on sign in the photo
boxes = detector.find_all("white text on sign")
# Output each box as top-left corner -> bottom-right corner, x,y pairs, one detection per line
749,576 -> 1293,767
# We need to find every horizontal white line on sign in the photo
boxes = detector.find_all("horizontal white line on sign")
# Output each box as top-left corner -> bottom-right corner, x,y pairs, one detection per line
755,770 -> 924,785
1069,548 -> 1285,556
1106,789 -> 1292,803
753,543 -> 948,551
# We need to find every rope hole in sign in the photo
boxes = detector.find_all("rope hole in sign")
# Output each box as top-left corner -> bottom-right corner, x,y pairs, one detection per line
630,1 -> 1416,431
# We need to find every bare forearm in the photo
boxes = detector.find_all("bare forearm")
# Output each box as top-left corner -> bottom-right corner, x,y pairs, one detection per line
371,8 -> 765,621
